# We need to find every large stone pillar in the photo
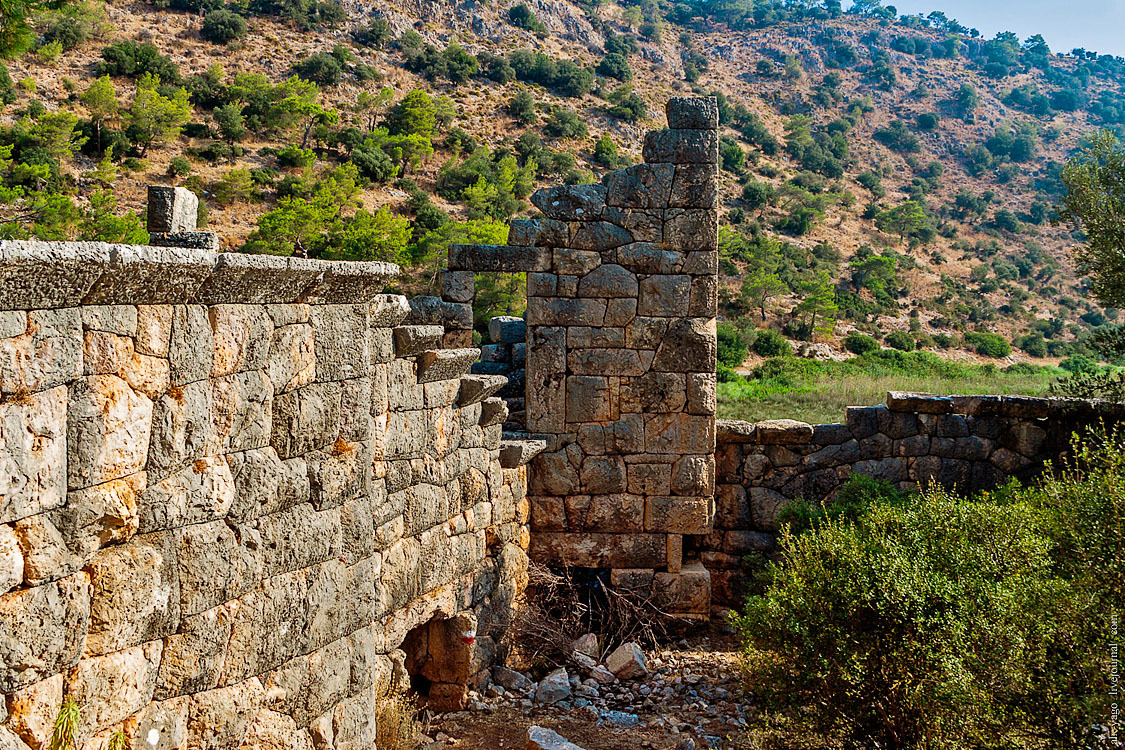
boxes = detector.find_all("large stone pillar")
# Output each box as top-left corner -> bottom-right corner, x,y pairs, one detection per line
520,97 -> 720,619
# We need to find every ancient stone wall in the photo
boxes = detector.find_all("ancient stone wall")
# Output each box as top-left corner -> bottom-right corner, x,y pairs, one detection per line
0,217 -> 541,748
447,97 -> 722,620
706,391 -> 1125,607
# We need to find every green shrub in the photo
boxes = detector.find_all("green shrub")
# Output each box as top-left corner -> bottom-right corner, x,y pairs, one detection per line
1060,353 -> 1098,373
717,322 -> 749,369
168,155 -> 192,177
98,41 -> 181,83
354,18 -> 391,48
201,9 -> 247,44
752,329 -> 791,357
543,107 -> 587,139
965,331 -> 1011,357
293,52 -> 343,86
884,330 -> 915,351
0,63 -> 14,107
915,111 -> 939,130
507,3 -> 546,34
605,86 -> 646,123
507,91 -> 536,124
596,52 -> 632,81
843,331 -> 879,355
734,429 -> 1123,749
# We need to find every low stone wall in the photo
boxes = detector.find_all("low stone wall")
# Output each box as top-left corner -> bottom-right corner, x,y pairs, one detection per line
0,239 -> 541,749
705,391 -> 1125,607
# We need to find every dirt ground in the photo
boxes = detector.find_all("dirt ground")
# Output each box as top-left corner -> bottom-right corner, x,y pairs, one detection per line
427,633 -> 745,750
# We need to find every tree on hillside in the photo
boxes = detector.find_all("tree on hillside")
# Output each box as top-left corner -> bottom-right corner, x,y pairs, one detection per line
791,270 -> 838,340
126,73 -> 191,156
1056,129 -> 1125,307
80,76 -> 118,154
875,200 -> 927,242
741,267 -> 788,321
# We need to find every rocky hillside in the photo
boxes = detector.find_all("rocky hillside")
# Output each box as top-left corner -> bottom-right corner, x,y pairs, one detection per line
1,0 -> 1122,362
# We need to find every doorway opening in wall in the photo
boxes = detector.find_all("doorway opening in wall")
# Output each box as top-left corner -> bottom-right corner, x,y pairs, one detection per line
400,615 -> 473,712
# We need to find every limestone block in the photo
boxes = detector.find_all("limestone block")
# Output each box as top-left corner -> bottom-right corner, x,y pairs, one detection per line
508,218 -> 569,247
479,397 -> 509,428
261,639 -> 351,726
155,602 -> 235,699
652,318 -> 716,372
210,370 -> 272,454
307,442 -> 371,510
579,456 -> 627,495
221,572 -> 311,685
852,457 -> 909,483
197,254 -> 319,306
1007,421 -> 1047,456
208,305 -> 273,377
447,245 -> 549,273
623,372 -> 686,414
0,385 -> 67,524
241,708 -> 315,750
577,264 -> 637,299
146,380 -> 210,482
688,275 -> 718,316
136,305 -> 172,357
4,672 -> 61,749
179,520 -> 262,616
605,163 -> 674,209
0,240 -> 111,310
626,463 -> 672,496
754,419 -> 814,445
723,529 -> 776,555
644,495 -> 712,534
185,678 -> 266,750
266,323 -> 315,394
68,375 -> 152,491
394,325 -> 443,357
566,376 -> 611,424
0,310 -> 25,339
530,184 -> 606,220
686,372 -> 716,416
13,513 -> 80,585
148,186 -> 198,233
669,163 -> 718,208
644,413 -> 714,454
604,297 -> 637,327
128,697 -> 190,750
169,306 -> 214,386
489,316 -> 527,344
670,454 -> 715,496
664,208 -> 718,253
529,532 -> 666,568
749,487 -> 787,532
67,640 -> 163,736
551,249 -> 601,277
605,642 -> 648,679
534,667 -> 572,704
0,308 -> 82,396
500,440 -> 548,469
138,456 -> 235,533
877,408 -> 919,439
605,209 -> 663,244
571,221 -> 633,252
84,245 -> 213,306
642,128 -> 718,164
0,524 -> 22,594
82,329 -> 133,376
441,270 -> 475,304
84,531 -> 180,655
257,501 -> 341,579
311,304 -> 369,383
0,572 -> 90,692
666,96 -> 719,129
652,562 -> 710,615
682,250 -> 718,276
526,298 -> 607,327
991,447 -> 1033,473
568,348 -> 649,377
715,483 -> 750,528
458,374 -> 507,407
582,494 -> 644,532
528,272 -> 558,296
271,381 -> 342,459
416,348 -> 481,384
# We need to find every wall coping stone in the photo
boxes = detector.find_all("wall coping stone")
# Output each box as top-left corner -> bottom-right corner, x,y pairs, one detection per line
499,437 -> 548,468
0,240 -> 400,310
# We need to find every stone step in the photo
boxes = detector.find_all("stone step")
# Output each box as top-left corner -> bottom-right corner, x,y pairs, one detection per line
415,348 -> 480,384
458,374 -> 508,406
393,325 -> 444,357
499,437 -> 548,468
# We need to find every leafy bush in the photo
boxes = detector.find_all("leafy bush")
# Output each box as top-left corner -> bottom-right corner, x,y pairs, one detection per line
873,119 -> 920,153
201,9 -> 247,44
354,18 -> 391,48
596,52 -> 633,81
916,111 -> 939,130
168,155 -> 192,176
717,322 -> 749,369
543,107 -> 587,139
752,329 -> 791,357
605,86 -> 646,123
98,41 -> 181,84
884,330 -> 914,351
965,331 -> 1011,357
507,91 -> 536,124
734,429 -> 1123,749
293,52 -> 343,86
507,3 -> 546,34
277,144 -> 315,168
843,331 -> 879,355
0,63 -> 14,107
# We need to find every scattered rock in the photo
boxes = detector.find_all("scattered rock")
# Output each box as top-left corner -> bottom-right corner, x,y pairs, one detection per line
493,666 -> 533,694
571,633 -> 599,661
606,642 -> 649,680
534,668 -> 572,705
525,726 -> 587,750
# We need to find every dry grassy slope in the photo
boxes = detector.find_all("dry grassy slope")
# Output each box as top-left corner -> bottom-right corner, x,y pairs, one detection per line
0,0 -> 1104,359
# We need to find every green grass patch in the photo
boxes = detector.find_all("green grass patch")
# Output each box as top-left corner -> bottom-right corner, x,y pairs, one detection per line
718,350 -> 1061,424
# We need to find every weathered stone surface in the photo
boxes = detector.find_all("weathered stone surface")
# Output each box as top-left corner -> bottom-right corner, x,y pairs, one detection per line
500,440 -> 547,468
84,245 -> 214,306
666,96 -> 719,129
67,640 -> 163,736
4,672 -> 61,748
577,264 -> 638,299
417,348 -> 481,384
148,186 -> 198,233
652,318 -> 716,372
0,524 -> 22,594
169,305 -> 214,385
887,391 -> 954,414
448,244 -> 549,272
394,325 -> 444,356
638,274 -> 691,317
489,316 -> 527,344
311,305 -> 369,382
67,375 -> 152,491
642,129 -> 718,164
605,642 -> 648,679
754,419 -> 814,445
604,163 -> 674,209
508,218 -> 569,248
534,667 -> 571,704
300,261 -> 398,304
1,386 -> 67,523
664,209 -> 718,253
0,240 -> 111,310
530,184 -> 607,220
210,370 -> 272,454
271,382 -> 342,458
209,305 -> 273,377
527,298 -> 607,327
570,221 -> 634,252
197,253 -> 322,305
138,456 -> 235,532
644,495 -> 712,534
0,572 -> 91,692
617,243 -> 682,274
653,562 -> 711,614
441,270 -> 475,303
0,308 -> 82,396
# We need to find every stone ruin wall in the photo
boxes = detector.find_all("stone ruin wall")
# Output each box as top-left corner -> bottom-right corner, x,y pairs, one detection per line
706,392 -> 1125,608
448,97 -> 722,621
0,189 -> 546,749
